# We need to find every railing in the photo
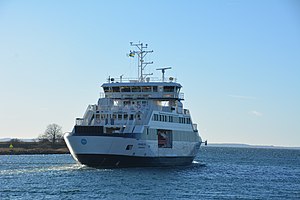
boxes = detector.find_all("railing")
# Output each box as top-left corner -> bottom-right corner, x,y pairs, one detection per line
76,118 -> 84,125
106,76 -> 177,83
179,92 -> 184,99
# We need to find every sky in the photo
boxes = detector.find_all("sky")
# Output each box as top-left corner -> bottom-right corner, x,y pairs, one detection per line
0,0 -> 299,147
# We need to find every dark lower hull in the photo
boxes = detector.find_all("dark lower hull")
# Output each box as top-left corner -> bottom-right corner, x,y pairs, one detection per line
75,154 -> 195,168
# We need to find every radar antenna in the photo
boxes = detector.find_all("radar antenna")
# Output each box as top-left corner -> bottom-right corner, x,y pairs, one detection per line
129,42 -> 153,82
156,67 -> 172,82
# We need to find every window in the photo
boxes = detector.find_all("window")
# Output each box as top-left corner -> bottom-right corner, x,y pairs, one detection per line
123,101 -> 130,106
126,145 -> 133,150
132,86 -> 141,92
103,87 -> 110,92
163,86 -> 174,92
158,86 -> 163,92
124,114 -> 128,120
112,87 -> 120,92
174,117 -> 179,123
121,87 -> 130,92
141,86 -> 151,92
153,114 -> 158,121
153,86 -> 158,92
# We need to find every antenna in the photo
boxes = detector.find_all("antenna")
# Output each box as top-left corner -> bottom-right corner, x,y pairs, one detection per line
129,42 -> 153,82
156,67 -> 172,82
120,74 -> 124,83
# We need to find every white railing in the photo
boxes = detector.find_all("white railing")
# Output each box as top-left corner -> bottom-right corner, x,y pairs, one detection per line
76,118 -> 84,125
106,76 -> 177,83
179,92 -> 184,99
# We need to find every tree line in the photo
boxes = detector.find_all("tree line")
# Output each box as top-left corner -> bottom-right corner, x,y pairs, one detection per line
7,123 -> 64,145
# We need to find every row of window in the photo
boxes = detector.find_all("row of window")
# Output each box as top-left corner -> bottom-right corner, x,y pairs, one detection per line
95,113 -> 140,121
103,86 -> 180,93
152,114 -> 191,124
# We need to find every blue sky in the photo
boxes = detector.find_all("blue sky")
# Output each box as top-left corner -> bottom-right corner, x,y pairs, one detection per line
0,0 -> 299,146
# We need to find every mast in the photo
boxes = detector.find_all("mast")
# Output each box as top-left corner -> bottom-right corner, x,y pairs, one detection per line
129,42 -> 153,82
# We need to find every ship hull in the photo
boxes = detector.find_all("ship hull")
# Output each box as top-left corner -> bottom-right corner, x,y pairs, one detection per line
64,133 -> 200,168
75,154 -> 194,168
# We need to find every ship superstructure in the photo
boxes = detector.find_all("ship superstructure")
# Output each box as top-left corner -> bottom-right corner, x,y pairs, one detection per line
64,42 -> 203,167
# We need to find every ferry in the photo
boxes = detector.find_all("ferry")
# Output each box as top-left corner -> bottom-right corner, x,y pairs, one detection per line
64,42 -> 206,167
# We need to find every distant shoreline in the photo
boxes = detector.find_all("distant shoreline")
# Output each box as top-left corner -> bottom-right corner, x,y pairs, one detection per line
0,148 -> 69,155
205,143 -> 300,150
0,141 -> 69,155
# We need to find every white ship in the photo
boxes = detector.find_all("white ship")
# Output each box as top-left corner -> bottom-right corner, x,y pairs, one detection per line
64,42 -> 206,167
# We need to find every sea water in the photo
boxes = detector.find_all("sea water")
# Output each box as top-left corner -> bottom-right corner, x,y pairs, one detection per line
0,147 -> 299,199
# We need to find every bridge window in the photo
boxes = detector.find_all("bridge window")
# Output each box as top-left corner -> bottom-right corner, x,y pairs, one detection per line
103,87 -> 110,92
163,86 -> 174,92
141,86 -> 152,92
132,86 -> 141,92
158,86 -> 163,92
153,86 -> 158,92
121,86 -> 131,92
112,87 -> 120,92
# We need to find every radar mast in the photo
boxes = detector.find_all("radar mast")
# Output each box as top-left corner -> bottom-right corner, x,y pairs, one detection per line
129,42 -> 153,82
156,67 -> 172,82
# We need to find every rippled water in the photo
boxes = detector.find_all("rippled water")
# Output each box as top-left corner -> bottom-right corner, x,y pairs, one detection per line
1,147 -> 300,199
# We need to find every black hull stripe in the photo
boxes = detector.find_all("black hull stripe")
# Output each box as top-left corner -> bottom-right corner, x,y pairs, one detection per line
75,154 -> 195,168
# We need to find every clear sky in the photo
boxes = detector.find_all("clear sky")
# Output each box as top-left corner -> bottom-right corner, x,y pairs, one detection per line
0,0 -> 299,146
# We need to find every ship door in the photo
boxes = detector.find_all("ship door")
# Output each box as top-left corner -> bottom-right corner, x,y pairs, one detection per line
158,129 -> 172,148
